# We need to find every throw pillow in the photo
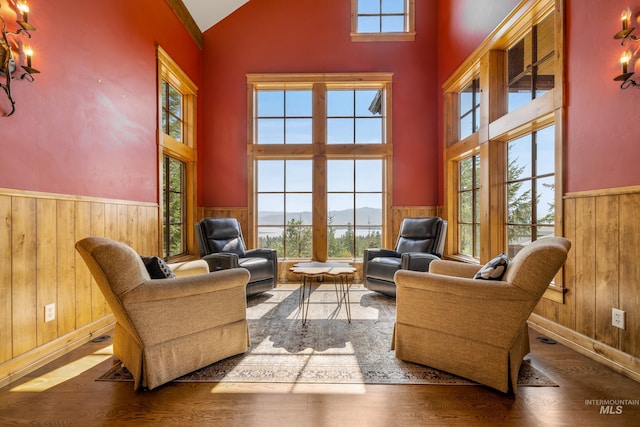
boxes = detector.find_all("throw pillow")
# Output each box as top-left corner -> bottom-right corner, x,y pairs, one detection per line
141,256 -> 176,279
474,253 -> 509,281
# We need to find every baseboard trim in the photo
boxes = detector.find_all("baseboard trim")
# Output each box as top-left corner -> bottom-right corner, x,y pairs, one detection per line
528,314 -> 640,383
0,316 -> 115,389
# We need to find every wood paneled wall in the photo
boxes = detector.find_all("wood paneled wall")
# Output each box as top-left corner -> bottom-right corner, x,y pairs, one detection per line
530,186 -> 640,380
0,189 -> 159,386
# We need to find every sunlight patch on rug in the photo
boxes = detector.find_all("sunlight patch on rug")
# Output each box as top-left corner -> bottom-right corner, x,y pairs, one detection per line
97,285 -> 557,387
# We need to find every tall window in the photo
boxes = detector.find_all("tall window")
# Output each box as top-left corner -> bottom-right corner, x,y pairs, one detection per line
328,159 -> 383,258
162,155 -> 185,257
459,78 -> 480,140
507,126 -> 555,257
351,0 -> 415,42
158,47 -> 197,260
458,154 -> 480,259
508,14 -> 555,112
249,73 -> 392,261
257,159 -> 313,258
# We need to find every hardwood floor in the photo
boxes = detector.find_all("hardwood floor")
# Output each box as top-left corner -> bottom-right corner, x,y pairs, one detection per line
1,328 -> 639,426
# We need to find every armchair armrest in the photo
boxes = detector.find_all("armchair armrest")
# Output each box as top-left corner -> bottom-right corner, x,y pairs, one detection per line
168,259 -> 209,277
125,268 -> 250,302
363,248 -> 400,262
245,248 -> 277,261
202,252 -> 240,271
400,252 -> 440,271
428,259 -> 482,278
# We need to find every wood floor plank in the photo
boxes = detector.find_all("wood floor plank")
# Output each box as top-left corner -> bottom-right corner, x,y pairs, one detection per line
1,327 -> 639,426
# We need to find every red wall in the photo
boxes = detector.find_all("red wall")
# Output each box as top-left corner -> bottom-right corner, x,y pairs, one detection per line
0,0 -> 201,203
200,0 -> 439,208
565,0 -> 640,192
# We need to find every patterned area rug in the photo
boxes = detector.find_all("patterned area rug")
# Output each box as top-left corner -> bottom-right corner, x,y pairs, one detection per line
97,284 -> 556,387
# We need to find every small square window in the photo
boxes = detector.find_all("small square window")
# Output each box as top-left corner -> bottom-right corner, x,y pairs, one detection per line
351,0 -> 415,42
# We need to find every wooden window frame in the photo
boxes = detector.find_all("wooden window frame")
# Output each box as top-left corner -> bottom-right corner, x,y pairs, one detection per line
247,73 -> 394,262
157,46 -> 198,261
351,0 -> 416,42
443,0 -> 565,302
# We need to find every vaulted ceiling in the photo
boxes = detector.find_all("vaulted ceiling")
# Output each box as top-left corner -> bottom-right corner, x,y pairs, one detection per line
182,0 -> 249,32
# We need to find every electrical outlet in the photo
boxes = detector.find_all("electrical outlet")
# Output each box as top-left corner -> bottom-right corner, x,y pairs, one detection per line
612,308 -> 625,330
45,303 -> 56,322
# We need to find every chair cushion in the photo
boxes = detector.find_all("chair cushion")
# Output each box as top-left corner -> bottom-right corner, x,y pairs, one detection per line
217,237 -> 247,256
395,217 -> 442,254
367,256 -> 402,281
141,256 -> 176,279
396,237 -> 431,253
474,253 -> 509,280
199,218 -> 247,256
238,257 -> 274,282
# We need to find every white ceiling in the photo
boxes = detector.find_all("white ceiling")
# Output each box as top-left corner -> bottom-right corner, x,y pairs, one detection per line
182,0 -> 250,32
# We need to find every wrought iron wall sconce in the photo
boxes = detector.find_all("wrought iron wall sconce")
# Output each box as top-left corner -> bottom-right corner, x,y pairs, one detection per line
0,0 -> 39,116
614,6 -> 638,44
614,50 -> 638,88
613,6 -> 640,89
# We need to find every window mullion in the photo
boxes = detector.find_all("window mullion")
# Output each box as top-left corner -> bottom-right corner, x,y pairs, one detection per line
313,83 -> 328,261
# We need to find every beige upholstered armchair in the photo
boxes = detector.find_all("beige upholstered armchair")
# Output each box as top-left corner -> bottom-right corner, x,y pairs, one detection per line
392,236 -> 570,393
76,237 -> 251,390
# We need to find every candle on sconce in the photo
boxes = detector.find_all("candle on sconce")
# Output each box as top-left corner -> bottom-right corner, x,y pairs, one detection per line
620,50 -> 632,74
622,6 -> 632,31
17,0 -> 30,22
23,45 -> 33,69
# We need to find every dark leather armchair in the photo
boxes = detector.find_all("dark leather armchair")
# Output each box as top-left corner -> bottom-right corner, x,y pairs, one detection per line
196,218 -> 277,297
363,217 -> 447,298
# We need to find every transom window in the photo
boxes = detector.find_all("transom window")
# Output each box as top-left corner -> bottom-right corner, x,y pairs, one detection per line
356,0 -> 406,33
256,90 -> 312,144
328,89 -> 383,144
459,77 -> 480,140
351,0 -> 415,42
508,14 -> 555,112
248,73 -> 393,262
161,81 -> 183,142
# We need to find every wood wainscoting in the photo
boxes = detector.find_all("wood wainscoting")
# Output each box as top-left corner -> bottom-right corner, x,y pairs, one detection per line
0,188 -> 160,387
530,185 -> 640,382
